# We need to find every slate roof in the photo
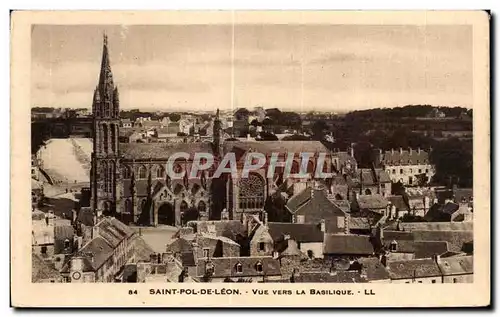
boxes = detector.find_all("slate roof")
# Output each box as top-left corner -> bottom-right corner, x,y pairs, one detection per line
76,237 -> 114,271
97,217 -> 135,248
323,234 -> 374,255
349,217 -> 372,230
191,220 -> 247,241
292,271 -> 367,283
32,254 -> 61,282
131,235 -> 156,262
387,258 -> 442,280
120,142 -> 213,160
412,230 -> 473,252
286,188 -> 313,213
357,257 -> 390,281
267,222 -> 324,243
335,151 -> 357,168
355,168 -> 391,186
437,255 -> 473,276
380,148 -> 430,166
383,230 -> 415,241
196,256 -> 281,278
223,140 -> 329,155
166,237 -> 194,254
287,188 -> 347,224
387,195 -> 409,211
181,252 -> 196,267
388,240 -> 449,259
386,221 -> 473,232
357,194 -> 389,210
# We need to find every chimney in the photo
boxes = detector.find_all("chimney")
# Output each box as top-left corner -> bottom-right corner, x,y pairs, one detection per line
399,147 -> 403,154
417,147 -> 421,154
262,211 -> 269,226
320,219 -> 326,232
391,148 -> 394,155
409,148 -> 412,155
247,133 -> 251,140
433,254 -> 441,264
149,253 -> 157,263
350,143 -> 354,158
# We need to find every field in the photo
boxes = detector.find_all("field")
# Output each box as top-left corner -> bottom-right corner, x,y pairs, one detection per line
38,138 -> 93,184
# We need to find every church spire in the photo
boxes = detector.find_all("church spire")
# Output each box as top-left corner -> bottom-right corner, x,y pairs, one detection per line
98,32 -> 114,98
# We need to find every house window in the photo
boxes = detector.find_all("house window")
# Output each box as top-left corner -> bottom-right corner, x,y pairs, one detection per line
405,281 -> 410,284
365,189 -> 372,195
399,169 -> 403,174
41,246 -> 47,254
418,281 -> 422,283
432,279 -> 436,283
64,239 -> 70,249
453,278 -> 458,283
255,262 -> 263,272
392,169 -> 396,174
418,169 -> 422,174
235,263 -> 243,273
259,242 -> 265,251
425,169 -> 429,174
203,248 -> 210,258
296,215 -> 305,224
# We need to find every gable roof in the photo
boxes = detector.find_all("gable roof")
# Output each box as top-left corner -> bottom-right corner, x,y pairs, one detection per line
196,256 -> 281,278
287,188 -> 346,223
357,194 -> 389,210
387,195 -> 409,211
437,255 -> 473,276
292,271 -> 367,283
381,148 -> 430,166
120,142 -> 213,160
387,258 -> 441,279
412,230 -> 473,253
323,234 -> 374,255
358,257 -> 390,281
223,140 -> 329,155
387,240 -> 449,259
267,222 -> 324,243
32,254 -> 61,282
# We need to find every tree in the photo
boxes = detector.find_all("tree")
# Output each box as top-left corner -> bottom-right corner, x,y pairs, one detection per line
169,113 -> 181,122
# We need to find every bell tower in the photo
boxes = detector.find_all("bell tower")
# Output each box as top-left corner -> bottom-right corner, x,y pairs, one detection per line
90,33 -> 121,216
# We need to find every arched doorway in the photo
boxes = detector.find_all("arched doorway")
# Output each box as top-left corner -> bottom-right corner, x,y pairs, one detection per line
157,203 -> 175,226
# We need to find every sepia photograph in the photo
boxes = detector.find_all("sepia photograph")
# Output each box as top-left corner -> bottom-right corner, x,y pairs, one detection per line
11,10 -> 490,307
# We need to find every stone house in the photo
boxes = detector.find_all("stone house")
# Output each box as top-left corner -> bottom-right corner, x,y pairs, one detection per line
196,256 -> 282,283
374,147 -> 435,186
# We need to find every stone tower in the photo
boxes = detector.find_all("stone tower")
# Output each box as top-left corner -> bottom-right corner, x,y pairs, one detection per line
212,108 -> 223,158
90,33 -> 121,216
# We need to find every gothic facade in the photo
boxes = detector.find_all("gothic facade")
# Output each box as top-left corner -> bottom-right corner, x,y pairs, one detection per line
90,35 -> 342,227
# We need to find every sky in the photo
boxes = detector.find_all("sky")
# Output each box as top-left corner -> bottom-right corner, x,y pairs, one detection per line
31,24 -> 473,112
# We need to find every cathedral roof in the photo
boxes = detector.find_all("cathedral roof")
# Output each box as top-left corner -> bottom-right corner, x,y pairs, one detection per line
119,142 -> 213,160
223,140 -> 329,155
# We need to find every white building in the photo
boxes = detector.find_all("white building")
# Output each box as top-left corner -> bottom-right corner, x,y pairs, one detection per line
375,148 -> 435,186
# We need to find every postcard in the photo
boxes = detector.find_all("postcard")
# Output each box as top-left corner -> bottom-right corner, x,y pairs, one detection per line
11,10 -> 490,307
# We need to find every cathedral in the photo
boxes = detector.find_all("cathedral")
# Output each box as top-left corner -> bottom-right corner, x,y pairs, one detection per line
90,35 -> 345,227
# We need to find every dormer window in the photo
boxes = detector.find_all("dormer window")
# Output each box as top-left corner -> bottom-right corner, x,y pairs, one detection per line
64,239 -> 70,249
203,248 -> 210,258
255,262 -> 263,272
390,241 -> 398,252
235,263 -> 243,273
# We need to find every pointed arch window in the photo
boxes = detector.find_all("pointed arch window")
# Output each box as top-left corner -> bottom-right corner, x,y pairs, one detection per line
110,124 -> 116,153
102,124 -> 108,154
138,165 -> 147,179
125,199 -> 133,214
122,166 -> 131,179
198,200 -> 206,213
156,165 -> 165,178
